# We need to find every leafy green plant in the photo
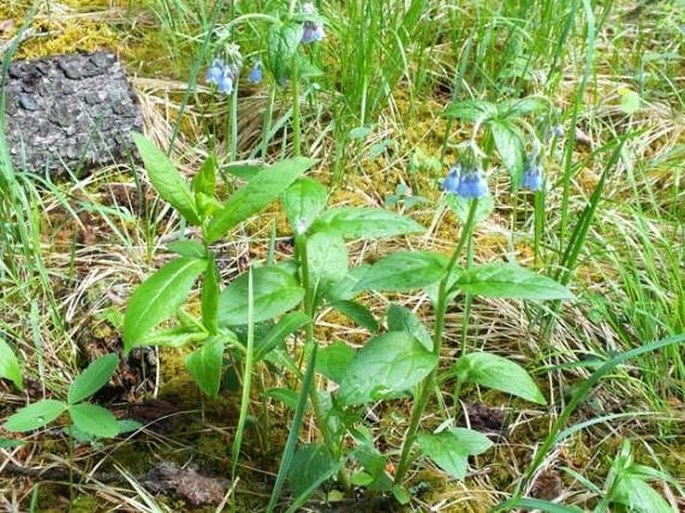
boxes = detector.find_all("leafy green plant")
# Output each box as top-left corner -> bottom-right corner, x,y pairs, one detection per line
0,336 -> 23,391
3,354 -> 120,439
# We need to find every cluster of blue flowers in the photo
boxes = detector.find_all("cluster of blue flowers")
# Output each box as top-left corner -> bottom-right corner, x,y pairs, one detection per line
300,2 -> 325,44
442,161 -> 489,199
443,151 -> 545,199
205,58 -> 239,94
521,157 -> 544,191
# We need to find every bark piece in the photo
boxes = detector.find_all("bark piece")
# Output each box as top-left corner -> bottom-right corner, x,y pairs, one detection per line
3,51 -> 142,175
145,461 -> 230,506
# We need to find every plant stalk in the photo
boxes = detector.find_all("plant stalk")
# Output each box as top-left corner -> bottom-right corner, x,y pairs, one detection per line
394,199 -> 479,485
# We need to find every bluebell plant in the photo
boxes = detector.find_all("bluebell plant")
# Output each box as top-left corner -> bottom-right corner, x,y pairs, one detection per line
443,151 -> 489,199
205,42 -> 243,95
521,156 -> 544,191
248,59 -> 263,84
300,2 -> 325,44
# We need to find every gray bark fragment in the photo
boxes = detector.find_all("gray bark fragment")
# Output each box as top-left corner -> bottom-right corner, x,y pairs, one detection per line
3,51 -> 142,175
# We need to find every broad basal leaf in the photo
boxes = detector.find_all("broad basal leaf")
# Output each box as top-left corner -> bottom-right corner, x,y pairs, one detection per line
311,207 -> 424,241
4,400 -> 67,432
330,300 -> 378,333
218,266 -> 304,327
339,332 -> 438,406
69,403 -> 119,438
206,157 -> 314,243
124,256 -> 208,351
185,337 -> 225,398
68,353 -> 119,404
451,351 -> 546,405
453,263 -> 574,300
355,251 -> 446,292
132,133 -> 201,225
418,428 -> 493,480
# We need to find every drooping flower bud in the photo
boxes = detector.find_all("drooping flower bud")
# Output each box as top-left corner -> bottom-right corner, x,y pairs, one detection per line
521,157 -> 544,192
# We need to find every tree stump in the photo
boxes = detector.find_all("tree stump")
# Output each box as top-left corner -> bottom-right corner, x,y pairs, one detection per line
3,51 -> 142,175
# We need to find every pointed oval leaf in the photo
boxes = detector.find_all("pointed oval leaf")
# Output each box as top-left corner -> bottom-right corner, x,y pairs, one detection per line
69,403 -> 119,438
124,256 -> 208,351
451,351 -> 546,405
4,399 -> 67,432
330,300 -> 378,333
339,332 -> 438,406
317,341 -> 356,383
454,263 -> 574,300
311,207 -> 424,240
0,337 -> 23,390
283,177 -> 328,234
68,353 -> 120,404
443,99 -> 497,122
185,337 -> 225,398
419,428 -> 493,480
307,231 -> 348,298
218,266 -> 304,327
490,120 -> 525,186
387,303 -> 432,351
132,133 -> 201,225
356,251 -> 446,292
206,157 -> 314,243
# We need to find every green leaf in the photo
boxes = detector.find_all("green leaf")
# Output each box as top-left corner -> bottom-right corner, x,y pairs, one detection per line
451,352 -> 546,405
69,403 -> 119,438
4,400 -> 67,432
287,443 -> 335,497
339,332 -> 438,406
264,388 -> 300,410
68,353 -> 119,404
167,240 -> 207,259
444,99 -> 497,122
136,325 -> 208,348
201,256 -> 221,334
454,263 -> 574,300
497,97 -> 548,119
283,177 -> 328,234
124,256 -> 208,351
618,87 -> 641,115
325,265 -> 371,302
418,428 -> 493,480
514,498 -> 583,512
218,266 -> 304,327
387,303 -> 432,351
0,337 -> 23,390
0,438 -> 24,449
132,133 -> 200,225
311,207 -> 424,240
224,163 -> 264,181
255,311 -> 309,361
185,337 -> 225,398
392,485 -> 412,505
206,157 -> 314,243
306,231 -> 348,298
117,419 -> 143,434
266,22 -> 304,83
445,194 -> 494,225
355,251 -> 446,292
330,300 -> 378,333
614,473 -> 672,513
490,120 -> 525,185
317,341 -> 356,383
192,154 -> 217,196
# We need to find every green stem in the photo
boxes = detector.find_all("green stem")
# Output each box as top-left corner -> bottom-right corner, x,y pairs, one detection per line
394,199 -> 479,485
291,57 -> 301,157
230,78 -> 239,162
